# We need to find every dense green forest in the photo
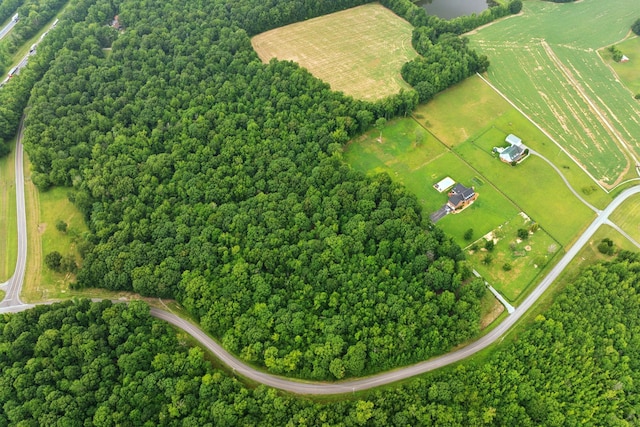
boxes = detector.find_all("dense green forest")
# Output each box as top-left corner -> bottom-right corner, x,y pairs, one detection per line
2,255 -> 639,425
16,0 -> 503,379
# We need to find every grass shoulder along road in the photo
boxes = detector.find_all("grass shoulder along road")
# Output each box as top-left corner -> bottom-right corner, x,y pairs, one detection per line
0,141 -> 17,282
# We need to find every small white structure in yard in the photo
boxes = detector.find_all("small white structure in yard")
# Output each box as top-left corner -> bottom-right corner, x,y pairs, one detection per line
433,176 -> 455,193
621,55 -> 630,63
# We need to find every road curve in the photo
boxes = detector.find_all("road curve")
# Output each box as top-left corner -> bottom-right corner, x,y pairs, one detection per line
3,114 -> 640,393
148,184 -> 640,394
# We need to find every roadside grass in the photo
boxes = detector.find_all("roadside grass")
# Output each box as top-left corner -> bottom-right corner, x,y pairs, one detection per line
0,290 -> 5,301
469,0 -> 640,188
456,136 -> 596,246
251,3 -> 417,101
602,36 -> 640,98
0,141 -> 17,282
411,74 -> 511,148
609,193 -> 640,243
466,213 -> 561,302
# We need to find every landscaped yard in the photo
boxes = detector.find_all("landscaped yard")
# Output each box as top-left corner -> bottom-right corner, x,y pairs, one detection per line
467,212 -> 561,302
602,36 -> 640,97
469,0 -> 640,189
251,3 -> 418,101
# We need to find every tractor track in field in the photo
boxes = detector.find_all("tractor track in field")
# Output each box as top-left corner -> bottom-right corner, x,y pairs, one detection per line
540,40 -> 636,185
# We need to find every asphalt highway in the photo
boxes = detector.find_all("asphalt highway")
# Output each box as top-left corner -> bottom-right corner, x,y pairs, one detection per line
2,113 -> 640,393
0,17 -> 17,41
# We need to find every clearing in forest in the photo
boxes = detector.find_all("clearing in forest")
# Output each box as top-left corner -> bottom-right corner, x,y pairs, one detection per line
469,0 -> 640,189
251,3 -> 418,101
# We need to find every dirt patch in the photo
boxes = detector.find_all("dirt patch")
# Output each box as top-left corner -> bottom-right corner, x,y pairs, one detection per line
481,299 -> 505,329
37,223 -> 46,234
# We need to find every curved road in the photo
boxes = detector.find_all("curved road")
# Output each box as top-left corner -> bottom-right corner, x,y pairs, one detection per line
3,115 -> 640,393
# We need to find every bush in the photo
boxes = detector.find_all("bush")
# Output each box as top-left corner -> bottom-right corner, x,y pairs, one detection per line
632,18 -> 640,36
482,254 -> 493,265
484,239 -> 495,252
502,263 -> 512,271
464,228 -> 474,241
56,220 -> 68,233
45,251 -> 62,271
509,0 -> 523,14
597,238 -> 615,256
517,228 -> 529,240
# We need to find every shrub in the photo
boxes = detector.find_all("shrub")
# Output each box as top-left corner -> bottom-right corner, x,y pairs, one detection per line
517,228 -> 529,240
502,263 -> 512,271
484,239 -> 495,252
632,18 -> 640,36
464,228 -> 474,241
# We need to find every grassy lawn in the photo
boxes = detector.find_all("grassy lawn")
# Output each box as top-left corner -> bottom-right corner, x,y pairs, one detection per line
0,142 -> 17,282
457,134 -> 596,246
602,36 -> 640,97
469,0 -> 640,189
344,118 -> 519,245
251,3 -> 417,101
412,75 -> 512,148
466,212 -> 561,302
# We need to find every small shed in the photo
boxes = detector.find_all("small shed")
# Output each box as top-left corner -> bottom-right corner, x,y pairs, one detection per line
621,55 -> 630,63
433,176 -> 455,193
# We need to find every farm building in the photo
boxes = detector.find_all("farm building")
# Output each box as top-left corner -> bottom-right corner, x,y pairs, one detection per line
621,55 -> 629,63
447,183 -> 477,211
495,133 -> 527,164
433,176 -> 455,193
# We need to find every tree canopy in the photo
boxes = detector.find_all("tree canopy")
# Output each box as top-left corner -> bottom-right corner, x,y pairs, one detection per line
3,254 -> 640,424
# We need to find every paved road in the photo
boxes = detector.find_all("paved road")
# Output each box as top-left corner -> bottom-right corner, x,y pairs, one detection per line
3,116 -> 640,392
0,118 -> 27,309
0,16 -> 17,40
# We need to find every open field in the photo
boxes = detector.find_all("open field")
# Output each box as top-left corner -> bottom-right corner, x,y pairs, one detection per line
603,36 -> 640,96
251,3 -> 417,101
412,75 -> 512,148
469,0 -> 640,189
0,142 -> 17,282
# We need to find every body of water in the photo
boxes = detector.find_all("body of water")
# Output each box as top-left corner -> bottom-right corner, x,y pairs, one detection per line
415,0 -> 491,20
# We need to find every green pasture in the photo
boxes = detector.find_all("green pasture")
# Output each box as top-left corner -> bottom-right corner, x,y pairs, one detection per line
251,3 -> 417,101
467,213 -> 560,302
0,142 -> 17,282
604,36 -> 640,97
609,193 -> 640,244
412,75 -> 511,148
344,118 -> 519,246
456,134 -> 595,246
469,0 -> 640,188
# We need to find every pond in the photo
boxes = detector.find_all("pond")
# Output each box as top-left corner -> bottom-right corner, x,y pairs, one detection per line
415,0 -> 492,20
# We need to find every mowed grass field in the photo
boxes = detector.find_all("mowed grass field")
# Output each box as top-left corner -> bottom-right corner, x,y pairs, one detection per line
251,3 -> 417,101
609,193 -> 640,244
469,0 -> 640,189
0,143 -> 17,282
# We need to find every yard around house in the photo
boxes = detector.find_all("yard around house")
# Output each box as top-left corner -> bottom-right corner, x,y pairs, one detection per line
468,0 -> 640,189
251,3 -> 418,101
602,36 -> 640,97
